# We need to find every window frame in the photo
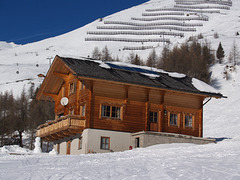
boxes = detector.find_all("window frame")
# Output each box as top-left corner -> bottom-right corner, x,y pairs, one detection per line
168,112 -> 180,127
184,113 -> 194,129
69,81 -> 77,95
100,137 -> 110,150
80,104 -> 86,117
100,104 -> 122,120
149,111 -> 158,123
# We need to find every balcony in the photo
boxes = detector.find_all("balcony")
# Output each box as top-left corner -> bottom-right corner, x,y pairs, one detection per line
37,115 -> 86,141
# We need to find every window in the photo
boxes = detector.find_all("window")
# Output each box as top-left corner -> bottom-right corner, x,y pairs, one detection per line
170,113 -> 178,126
150,111 -> 158,123
69,82 -> 76,95
78,137 -> 82,150
69,107 -> 74,115
80,80 -> 85,90
62,86 -> 65,97
100,137 -> 110,150
101,104 -> 121,119
185,114 -> 193,128
80,104 -> 86,117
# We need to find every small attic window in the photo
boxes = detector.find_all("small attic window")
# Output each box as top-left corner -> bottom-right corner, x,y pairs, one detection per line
69,82 -> 77,95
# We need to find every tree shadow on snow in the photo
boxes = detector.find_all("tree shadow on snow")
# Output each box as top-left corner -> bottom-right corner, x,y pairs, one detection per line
209,78 -> 222,90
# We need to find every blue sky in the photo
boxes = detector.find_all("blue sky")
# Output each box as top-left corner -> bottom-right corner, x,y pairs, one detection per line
1,0 -> 148,45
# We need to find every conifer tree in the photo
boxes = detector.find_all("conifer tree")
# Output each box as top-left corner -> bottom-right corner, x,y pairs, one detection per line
91,47 -> 101,60
216,42 -> 225,64
101,46 -> 112,61
146,48 -> 157,68
229,40 -> 240,65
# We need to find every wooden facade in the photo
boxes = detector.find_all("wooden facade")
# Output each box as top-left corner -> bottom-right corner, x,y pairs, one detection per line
36,56 -> 223,142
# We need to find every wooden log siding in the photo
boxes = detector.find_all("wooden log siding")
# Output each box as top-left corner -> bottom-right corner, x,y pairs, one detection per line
41,56 -> 223,139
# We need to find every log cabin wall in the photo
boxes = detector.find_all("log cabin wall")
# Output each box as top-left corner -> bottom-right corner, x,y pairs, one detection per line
53,71 -> 204,137
163,92 -> 203,137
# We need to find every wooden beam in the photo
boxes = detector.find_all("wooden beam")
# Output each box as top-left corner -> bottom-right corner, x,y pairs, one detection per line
43,92 -> 58,99
62,130 -> 76,136
53,72 -> 69,81
68,129 -> 83,134
145,89 -> 150,131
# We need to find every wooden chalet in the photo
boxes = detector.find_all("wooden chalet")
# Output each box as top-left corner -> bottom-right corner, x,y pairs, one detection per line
36,55 -> 223,154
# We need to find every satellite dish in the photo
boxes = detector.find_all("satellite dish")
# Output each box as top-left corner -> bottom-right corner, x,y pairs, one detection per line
60,97 -> 69,106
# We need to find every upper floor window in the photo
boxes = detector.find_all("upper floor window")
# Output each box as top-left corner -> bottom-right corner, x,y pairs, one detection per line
80,80 -> 85,91
69,81 -> 77,95
80,104 -> 86,117
101,104 -> 121,119
150,111 -> 158,123
184,114 -> 193,128
69,107 -> 74,115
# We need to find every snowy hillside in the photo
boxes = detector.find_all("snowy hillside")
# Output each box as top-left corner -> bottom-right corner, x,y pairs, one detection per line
0,0 -> 239,95
0,1 -> 240,179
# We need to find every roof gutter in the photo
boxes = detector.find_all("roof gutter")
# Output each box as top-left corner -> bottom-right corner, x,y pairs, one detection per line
203,97 -> 212,106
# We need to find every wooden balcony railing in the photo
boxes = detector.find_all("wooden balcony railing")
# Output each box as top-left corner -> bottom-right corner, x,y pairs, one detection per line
37,115 -> 86,141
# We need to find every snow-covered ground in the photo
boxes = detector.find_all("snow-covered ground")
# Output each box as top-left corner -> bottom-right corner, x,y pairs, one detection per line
0,0 -> 239,97
1,138 -> 240,179
1,0 -> 240,179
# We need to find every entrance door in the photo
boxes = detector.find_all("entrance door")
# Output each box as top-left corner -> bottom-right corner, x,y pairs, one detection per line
149,111 -> 158,131
66,141 -> 71,155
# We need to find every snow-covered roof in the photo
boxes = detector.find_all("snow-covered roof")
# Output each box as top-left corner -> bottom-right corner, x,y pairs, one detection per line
59,56 -> 223,98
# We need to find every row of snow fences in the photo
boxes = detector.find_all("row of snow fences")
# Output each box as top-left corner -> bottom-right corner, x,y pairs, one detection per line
142,9 -> 220,16
97,26 -> 196,32
87,31 -> 184,37
131,16 -> 209,21
123,46 -> 154,51
142,12 -> 184,16
104,21 -> 203,27
85,37 -> 170,43
174,0 -> 232,6
174,5 -> 230,10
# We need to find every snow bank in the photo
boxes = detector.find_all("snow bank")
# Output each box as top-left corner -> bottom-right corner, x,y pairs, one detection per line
0,145 -> 31,154
192,78 -> 218,93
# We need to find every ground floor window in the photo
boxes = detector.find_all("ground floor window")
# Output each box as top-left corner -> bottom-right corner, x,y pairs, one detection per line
184,114 -> 193,128
78,137 -> 82,150
169,113 -> 179,126
150,111 -> 158,123
100,137 -> 110,150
